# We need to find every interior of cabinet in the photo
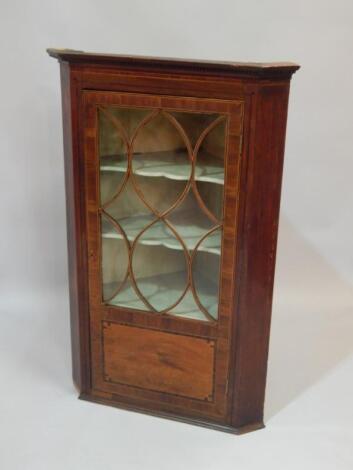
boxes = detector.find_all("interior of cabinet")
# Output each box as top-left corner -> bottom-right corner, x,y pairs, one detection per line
99,106 -> 226,322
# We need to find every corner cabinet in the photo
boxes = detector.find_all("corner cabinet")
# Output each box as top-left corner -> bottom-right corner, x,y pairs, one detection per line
48,49 -> 299,434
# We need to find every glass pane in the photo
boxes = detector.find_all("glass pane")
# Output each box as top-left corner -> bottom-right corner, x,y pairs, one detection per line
107,279 -> 147,311
104,179 -> 154,240
99,104 -> 226,322
101,214 -> 129,301
106,107 -> 151,139
170,112 -> 219,148
99,109 -> 128,205
132,113 -> 191,214
192,228 -> 222,320
166,190 -> 215,252
195,120 -> 226,221
132,223 -> 188,312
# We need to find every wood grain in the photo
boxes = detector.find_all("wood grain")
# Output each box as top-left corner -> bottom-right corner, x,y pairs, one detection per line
103,322 -> 215,400
230,83 -> 292,429
49,49 -> 300,434
59,62 -> 91,393
48,48 -> 299,79
84,91 -> 243,422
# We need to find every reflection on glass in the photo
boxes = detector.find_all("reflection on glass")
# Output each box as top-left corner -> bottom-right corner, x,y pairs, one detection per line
99,106 -> 226,321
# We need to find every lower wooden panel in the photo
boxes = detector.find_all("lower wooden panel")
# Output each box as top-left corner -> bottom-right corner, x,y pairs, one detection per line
102,322 -> 215,401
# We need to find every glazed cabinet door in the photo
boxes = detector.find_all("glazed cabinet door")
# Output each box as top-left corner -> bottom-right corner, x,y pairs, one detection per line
82,91 -> 243,423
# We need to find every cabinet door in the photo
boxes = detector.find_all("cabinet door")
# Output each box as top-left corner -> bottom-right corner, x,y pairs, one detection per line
83,91 -> 243,422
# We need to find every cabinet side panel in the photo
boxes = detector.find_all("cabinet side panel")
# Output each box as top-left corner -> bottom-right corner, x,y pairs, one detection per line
231,82 -> 291,428
60,62 -> 89,392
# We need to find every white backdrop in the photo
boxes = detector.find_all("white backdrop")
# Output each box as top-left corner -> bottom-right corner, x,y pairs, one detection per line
1,1 -> 352,469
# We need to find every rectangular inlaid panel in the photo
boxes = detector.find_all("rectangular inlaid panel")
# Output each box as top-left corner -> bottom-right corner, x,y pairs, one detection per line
102,322 -> 215,400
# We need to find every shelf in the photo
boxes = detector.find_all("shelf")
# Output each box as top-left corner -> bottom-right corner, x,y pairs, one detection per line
100,150 -> 224,185
102,211 -> 221,255
106,271 -> 218,321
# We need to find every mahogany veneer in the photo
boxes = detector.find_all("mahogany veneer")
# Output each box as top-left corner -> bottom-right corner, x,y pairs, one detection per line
48,48 -> 299,434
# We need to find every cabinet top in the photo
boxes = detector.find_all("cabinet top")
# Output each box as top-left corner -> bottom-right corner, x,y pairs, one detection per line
47,48 -> 300,80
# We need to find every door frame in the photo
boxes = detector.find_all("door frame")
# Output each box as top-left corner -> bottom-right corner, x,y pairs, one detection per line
81,90 -> 244,422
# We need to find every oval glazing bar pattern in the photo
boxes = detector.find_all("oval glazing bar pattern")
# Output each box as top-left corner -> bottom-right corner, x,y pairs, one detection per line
99,106 -> 227,322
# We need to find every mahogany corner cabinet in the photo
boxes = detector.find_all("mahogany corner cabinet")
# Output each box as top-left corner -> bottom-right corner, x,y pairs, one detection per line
47,48 -> 299,434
